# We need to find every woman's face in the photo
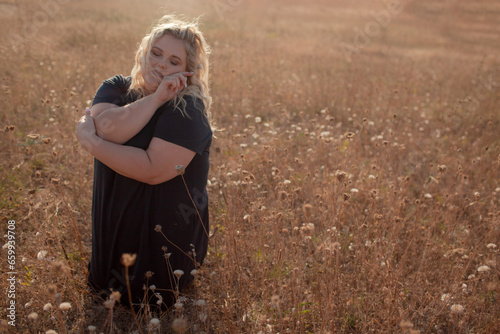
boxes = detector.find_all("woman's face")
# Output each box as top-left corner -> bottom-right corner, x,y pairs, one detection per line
144,34 -> 187,92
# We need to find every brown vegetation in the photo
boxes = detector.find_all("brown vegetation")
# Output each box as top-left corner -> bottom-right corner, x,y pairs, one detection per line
0,0 -> 499,333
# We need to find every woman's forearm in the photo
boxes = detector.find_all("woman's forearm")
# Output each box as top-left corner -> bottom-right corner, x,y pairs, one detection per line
93,93 -> 164,144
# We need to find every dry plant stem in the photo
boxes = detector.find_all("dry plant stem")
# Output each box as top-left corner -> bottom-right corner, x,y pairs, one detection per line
180,174 -> 209,238
125,266 -> 143,334
158,230 -> 197,267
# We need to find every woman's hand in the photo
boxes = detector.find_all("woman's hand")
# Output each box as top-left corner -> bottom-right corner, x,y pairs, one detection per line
76,108 -> 101,154
152,71 -> 193,105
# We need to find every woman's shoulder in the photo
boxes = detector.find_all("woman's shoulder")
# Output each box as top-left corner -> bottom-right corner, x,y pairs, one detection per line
101,74 -> 132,91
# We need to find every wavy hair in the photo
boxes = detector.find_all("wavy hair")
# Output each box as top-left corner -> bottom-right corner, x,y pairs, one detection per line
130,15 -> 212,121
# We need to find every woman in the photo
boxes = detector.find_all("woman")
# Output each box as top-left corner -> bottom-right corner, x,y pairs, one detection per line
76,15 -> 212,310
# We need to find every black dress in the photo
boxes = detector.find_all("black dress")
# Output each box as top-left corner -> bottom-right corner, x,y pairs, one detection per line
87,75 -> 211,309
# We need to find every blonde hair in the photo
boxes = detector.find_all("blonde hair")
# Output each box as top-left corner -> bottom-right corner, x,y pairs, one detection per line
130,15 -> 211,120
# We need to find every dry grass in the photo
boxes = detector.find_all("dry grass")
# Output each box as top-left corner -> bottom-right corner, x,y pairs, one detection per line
1,0 -> 499,333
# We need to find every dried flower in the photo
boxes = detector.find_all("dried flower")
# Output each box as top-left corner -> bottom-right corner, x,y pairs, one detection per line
271,295 -> 280,305
59,302 -> 71,311
175,165 -> 185,175
441,293 -> 451,302
302,204 -> 313,218
46,330 -> 58,334
88,326 -> 97,333
154,225 -> 162,232
37,250 -> 48,260
194,299 -> 206,307
28,312 -> 38,321
335,170 -> 347,181
344,131 -> 355,140
477,265 -> 491,272
150,318 -> 161,328
48,284 -> 57,295
450,304 -> 464,314
43,303 -> 53,311
121,253 -> 137,267
103,299 -> 115,309
173,270 -> 184,279
399,320 -> 413,330
110,290 -> 121,303
27,133 -> 40,140
190,269 -> 199,276
486,243 -> 497,250
172,318 -> 188,333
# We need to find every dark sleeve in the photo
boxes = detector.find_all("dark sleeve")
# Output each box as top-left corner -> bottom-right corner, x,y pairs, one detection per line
153,96 -> 212,155
91,75 -> 131,106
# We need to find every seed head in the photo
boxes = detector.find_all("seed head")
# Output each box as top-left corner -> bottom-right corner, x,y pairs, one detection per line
43,303 -> 53,311
110,290 -> 121,303
441,293 -> 451,302
150,318 -> 161,329
175,165 -> 185,175
486,243 -> 497,250
145,271 -> 154,278
344,132 -> 355,140
37,250 -> 48,260
477,265 -> 491,272
399,320 -> 413,330
437,164 -> 447,173
121,253 -> 137,267
27,133 -> 40,140
171,318 -> 188,333
103,299 -> 115,309
450,304 -> 465,314
59,302 -> 71,311
28,312 -> 38,321
302,204 -> 313,218
154,225 -> 162,232
190,269 -> 199,276
335,170 -> 347,181
88,326 -> 97,333
173,270 -> 184,279
48,284 -> 57,295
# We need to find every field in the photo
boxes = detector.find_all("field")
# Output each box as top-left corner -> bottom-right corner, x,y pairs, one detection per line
1,0 -> 499,332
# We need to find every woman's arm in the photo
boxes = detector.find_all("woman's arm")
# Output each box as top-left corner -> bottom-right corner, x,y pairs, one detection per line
91,95 -> 163,144
91,72 -> 193,144
76,109 -> 195,185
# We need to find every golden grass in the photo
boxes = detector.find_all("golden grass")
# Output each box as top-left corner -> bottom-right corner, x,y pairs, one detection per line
1,0 -> 499,332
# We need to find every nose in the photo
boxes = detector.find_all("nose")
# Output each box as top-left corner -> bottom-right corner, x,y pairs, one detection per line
157,58 -> 168,69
